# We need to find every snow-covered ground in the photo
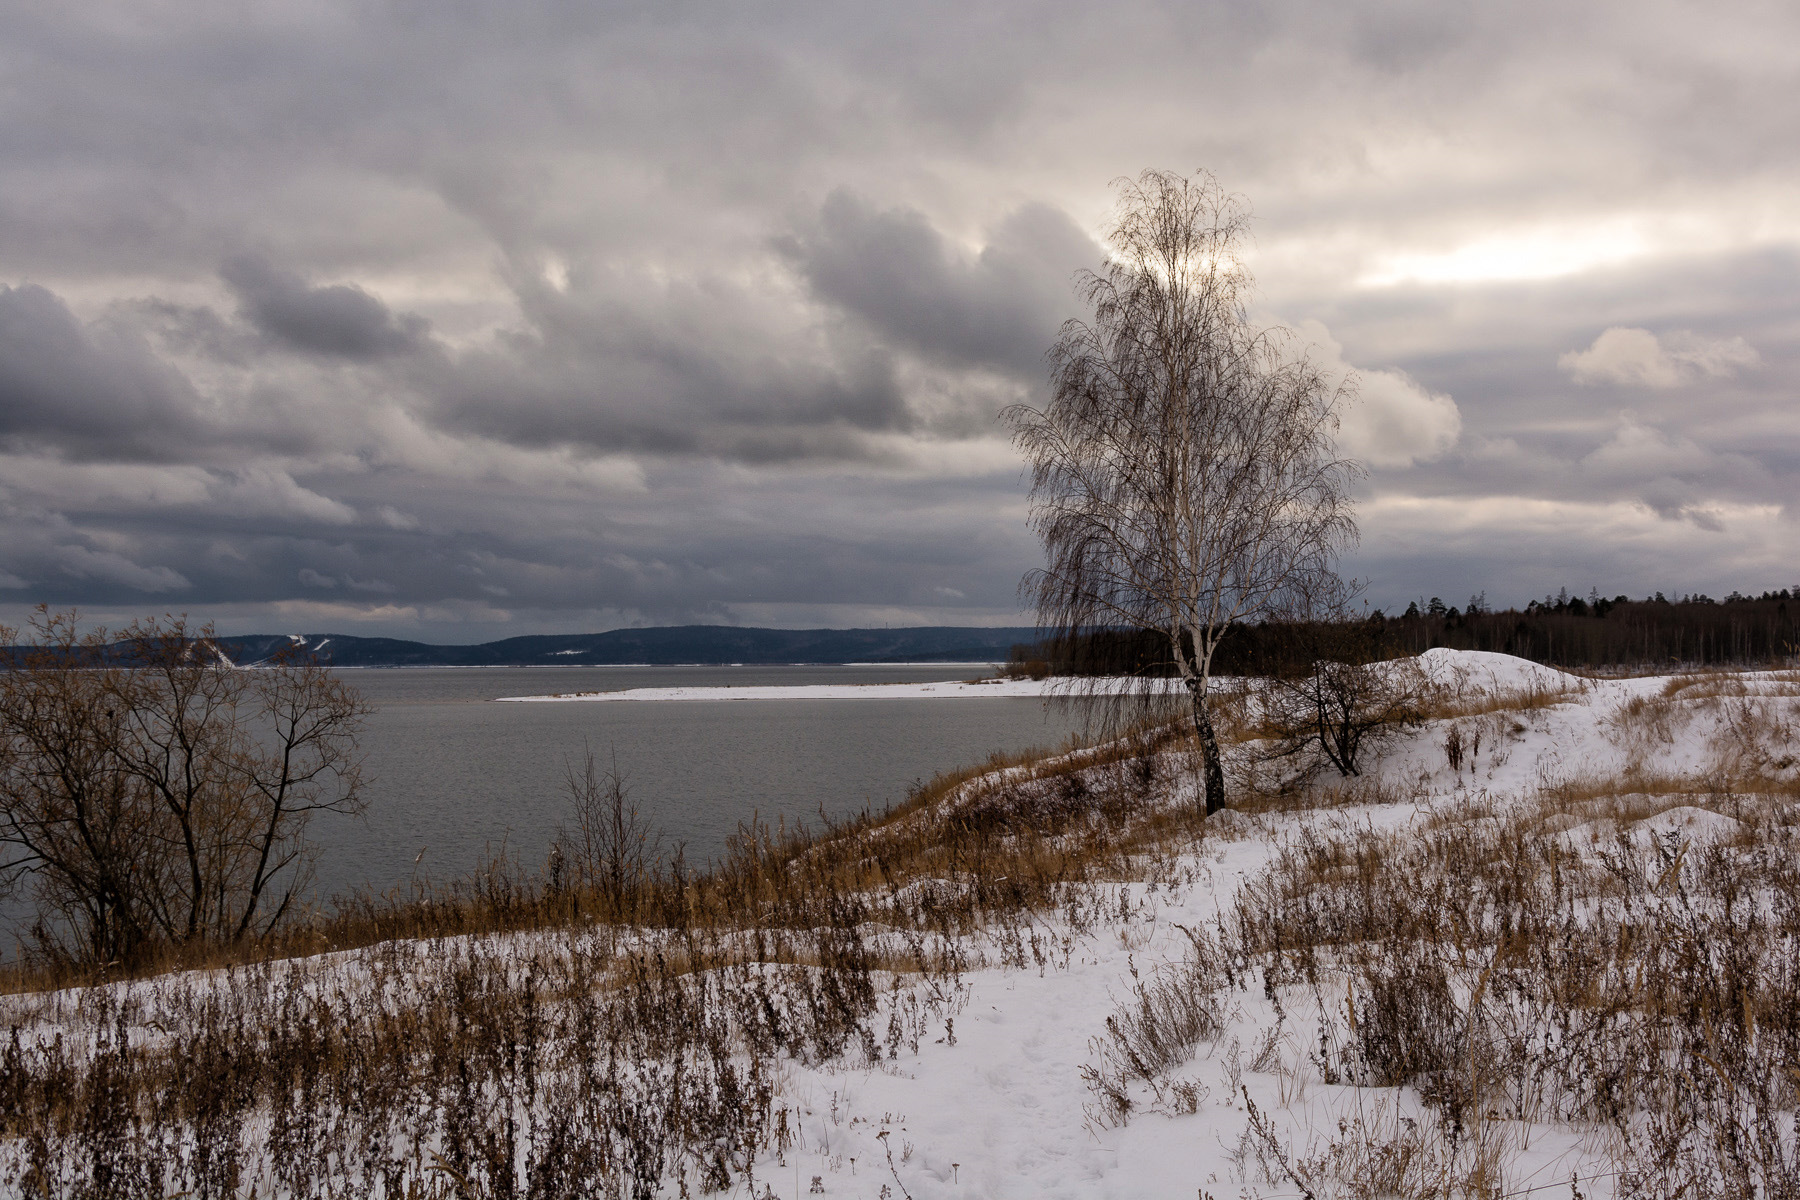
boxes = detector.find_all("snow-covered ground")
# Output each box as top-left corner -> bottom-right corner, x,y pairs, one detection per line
738,650 -> 1797,1199
8,650 -> 1797,1198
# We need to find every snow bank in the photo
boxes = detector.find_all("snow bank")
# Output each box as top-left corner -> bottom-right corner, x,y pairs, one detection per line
1413,646 -> 1584,693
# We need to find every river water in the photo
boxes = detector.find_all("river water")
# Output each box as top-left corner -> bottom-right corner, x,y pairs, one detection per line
315,664 -> 1087,904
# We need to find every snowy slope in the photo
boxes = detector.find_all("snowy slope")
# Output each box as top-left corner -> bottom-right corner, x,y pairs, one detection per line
7,650 -> 1796,1198
735,653 -> 1797,1200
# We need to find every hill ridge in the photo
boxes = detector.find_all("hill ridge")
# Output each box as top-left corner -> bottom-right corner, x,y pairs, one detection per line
215,624 -> 1040,667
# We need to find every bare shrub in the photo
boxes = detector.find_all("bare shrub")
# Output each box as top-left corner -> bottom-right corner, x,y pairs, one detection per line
0,608 -> 366,967
552,744 -> 658,922
1260,657 -> 1426,782
1083,924 -> 1228,1125
1229,795 -> 1800,1198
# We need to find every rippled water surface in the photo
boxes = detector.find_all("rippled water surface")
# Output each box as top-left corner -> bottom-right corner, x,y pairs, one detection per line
311,664 -> 1087,902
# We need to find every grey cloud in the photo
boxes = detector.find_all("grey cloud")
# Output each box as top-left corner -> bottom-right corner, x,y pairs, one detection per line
1637,478 -> 1725,531
298,566 -> 394,592
777,192 -> 1097,376
2,0 -> 1799,635
425,279 -> 916,462
56,545 -> 190,593
221,255 -> 430,359
126,297 -> 259,367
0,285 -> 204,459
1,460 -> 1038,637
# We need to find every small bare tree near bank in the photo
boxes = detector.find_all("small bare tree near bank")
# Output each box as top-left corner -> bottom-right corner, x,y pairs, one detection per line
1258,593 -> 1425,783
1005,169 -> 1359,814
0,608 -> 367,965
553,744 -> 658,921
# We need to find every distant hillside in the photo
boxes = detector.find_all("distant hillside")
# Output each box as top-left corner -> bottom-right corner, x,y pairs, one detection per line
218,626 -> 1041,667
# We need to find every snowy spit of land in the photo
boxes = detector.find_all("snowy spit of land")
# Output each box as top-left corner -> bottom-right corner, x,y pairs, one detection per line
8,648 -> 1798,1198
493,677 -> 1176,702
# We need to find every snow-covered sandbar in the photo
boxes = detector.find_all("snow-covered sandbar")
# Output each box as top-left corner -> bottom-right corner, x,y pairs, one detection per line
494,652 -> 1569,703
493,677 -> 1179,702
497,677 -> 1067,702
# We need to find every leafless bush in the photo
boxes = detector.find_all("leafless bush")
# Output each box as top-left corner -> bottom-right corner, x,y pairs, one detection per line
1083,923 -> 1228,1125
1228,1084 -> 1512,1200
552,744 -> 659,922
0,608 -> 366,967
1259,657 -> 1426,782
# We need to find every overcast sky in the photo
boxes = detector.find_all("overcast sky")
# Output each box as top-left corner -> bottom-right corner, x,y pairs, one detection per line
2,0 -> 1796,640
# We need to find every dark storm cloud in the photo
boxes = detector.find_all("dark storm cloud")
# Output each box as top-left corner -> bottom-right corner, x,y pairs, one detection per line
417,192 -> 1097,465
0,284 -> 203,460
221,256 -> 430,360
400,197 -> 1092,463
427,288 -> 915,462
777,192 -> 1097,375
1,0 -> 1798,635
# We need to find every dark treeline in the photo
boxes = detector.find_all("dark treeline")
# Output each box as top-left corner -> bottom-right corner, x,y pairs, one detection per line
1012,588 -> 1800,675
1,625 -> 1046,669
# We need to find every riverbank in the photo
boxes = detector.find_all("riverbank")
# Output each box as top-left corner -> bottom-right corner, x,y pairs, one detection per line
5,650 -> 1797,1198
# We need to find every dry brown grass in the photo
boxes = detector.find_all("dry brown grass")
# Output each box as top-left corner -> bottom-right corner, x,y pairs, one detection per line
1087,668 -> 1800,1200
1604,678 -> 1800,787
13,661 -> 1796,1197
1661,668 -> 1800,700
0,714 -> 1237,1196
1089,780 -> 1800,1197
1416,677 -> 1587,722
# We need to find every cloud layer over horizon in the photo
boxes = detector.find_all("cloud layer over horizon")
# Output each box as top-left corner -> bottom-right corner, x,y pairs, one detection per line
3,0 -> 1797,639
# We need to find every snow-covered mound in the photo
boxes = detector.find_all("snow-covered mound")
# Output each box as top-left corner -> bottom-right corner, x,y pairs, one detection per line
1632,803 -> 1748,843
1412,646 -> 1584,693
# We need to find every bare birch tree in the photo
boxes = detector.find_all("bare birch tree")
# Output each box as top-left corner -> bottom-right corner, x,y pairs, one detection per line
1004,170 -> 1359,814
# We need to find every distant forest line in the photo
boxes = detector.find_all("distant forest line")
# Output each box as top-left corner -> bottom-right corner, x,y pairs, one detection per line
3,624 -> 1042,669
1009,589 -> 1800,676
8,595 -> 1796,673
